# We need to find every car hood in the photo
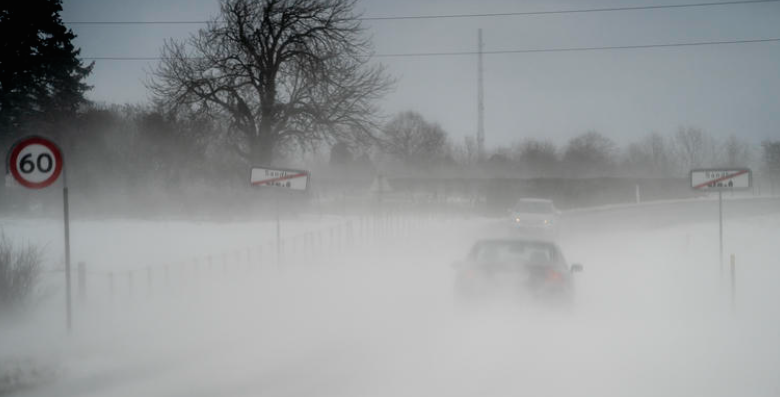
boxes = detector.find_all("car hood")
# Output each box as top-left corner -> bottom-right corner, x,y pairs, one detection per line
511,212 -> 556,221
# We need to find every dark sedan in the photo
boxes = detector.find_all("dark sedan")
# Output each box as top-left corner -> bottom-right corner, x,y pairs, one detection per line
452,238 -> 583,304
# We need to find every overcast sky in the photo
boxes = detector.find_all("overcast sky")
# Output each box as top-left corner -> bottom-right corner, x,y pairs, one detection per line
61,0 -> 780,149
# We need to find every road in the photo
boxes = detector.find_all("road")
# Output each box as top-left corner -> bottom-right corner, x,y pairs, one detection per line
562,196 -> 780,233
4,197 -> 780,397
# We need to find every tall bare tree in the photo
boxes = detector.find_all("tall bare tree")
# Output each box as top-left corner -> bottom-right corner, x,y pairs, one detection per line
512,138 -> 559,177
150,0 -> 393,165
622,132 -> 673,177
761,140 -> 780,192
720,134 -> 751,167
452,136 -> 479,167
562,131 -> 617,177
642,132 -> 672,176
378,111 -> 449,167
672,126 -> 717,173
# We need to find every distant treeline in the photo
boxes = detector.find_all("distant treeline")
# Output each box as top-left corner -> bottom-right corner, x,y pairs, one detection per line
3,0 -> 780,218
1,104 -> 779,217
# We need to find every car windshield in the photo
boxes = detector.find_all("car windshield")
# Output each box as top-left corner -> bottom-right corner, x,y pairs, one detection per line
513,201 -> 553,214
470,241 -> 558,268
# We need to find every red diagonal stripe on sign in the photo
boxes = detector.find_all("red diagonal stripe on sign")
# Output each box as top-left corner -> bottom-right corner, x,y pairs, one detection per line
252,172 -> 307,186
693,170 -> 748,190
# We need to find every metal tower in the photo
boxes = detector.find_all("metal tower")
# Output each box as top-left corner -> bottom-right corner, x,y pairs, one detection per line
477,29 -> 485,162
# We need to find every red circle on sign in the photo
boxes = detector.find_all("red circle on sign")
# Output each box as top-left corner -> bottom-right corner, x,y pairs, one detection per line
8,136 -> 64,189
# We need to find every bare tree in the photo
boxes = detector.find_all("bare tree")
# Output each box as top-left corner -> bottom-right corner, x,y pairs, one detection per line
622,132 -> 673,177
329,141 -> 353,167
642,132 -> 672,176
451,136 -> 479,167
0,233 -> 42,312
622,142 -> 652,177
512,138 -> 559,177
720,134 -> 751,167
484,147 -> 515,176
150,0 -> 393,165
762,140 -> 780,192
672,126 -> 717,173
562,131 -> 617,177
378,111 -> 449,167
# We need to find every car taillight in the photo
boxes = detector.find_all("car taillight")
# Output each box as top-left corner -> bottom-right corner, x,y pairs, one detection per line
546,269 -> 563,282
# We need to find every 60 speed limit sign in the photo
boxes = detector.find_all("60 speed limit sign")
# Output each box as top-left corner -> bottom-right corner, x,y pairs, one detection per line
5,135 -> 74,332
7,136 -> 64,189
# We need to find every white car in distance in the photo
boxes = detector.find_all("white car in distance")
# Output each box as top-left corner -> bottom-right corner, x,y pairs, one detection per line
509,198 -> 560,236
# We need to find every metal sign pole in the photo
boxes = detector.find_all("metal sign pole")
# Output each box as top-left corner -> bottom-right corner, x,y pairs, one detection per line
248,166 -> 310,269
6,136 -> 71,332
276,194 -> 281,269
730,254 -> 736,313
718,190 -> 723,280
63,169 -> 72,332
690,169 -> 751,294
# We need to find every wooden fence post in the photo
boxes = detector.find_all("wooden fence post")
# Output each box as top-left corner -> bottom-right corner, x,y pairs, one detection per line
77,262 -> 86,302
108,272 -> 114,301
147,266 -> 152,295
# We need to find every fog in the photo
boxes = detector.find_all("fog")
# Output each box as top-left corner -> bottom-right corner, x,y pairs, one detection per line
4,1 -> 780,394
2,197 -> 779,396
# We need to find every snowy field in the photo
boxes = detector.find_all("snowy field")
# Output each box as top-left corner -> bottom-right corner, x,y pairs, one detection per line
2,201 -> 780,396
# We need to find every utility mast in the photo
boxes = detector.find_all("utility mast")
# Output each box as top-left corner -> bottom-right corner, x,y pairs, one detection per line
477,28 -> 485,162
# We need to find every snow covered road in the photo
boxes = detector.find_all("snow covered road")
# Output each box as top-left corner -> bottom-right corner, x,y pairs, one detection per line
2,199 -> 780,396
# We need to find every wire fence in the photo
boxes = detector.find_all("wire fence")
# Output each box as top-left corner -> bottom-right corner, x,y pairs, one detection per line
39,212 -> 429,304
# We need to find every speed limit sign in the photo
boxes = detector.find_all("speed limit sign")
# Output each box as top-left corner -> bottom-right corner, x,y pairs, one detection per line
5,135 -> 74,331
7,136 -> 64,189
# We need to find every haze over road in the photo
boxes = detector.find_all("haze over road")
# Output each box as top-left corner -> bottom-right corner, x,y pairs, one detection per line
3,196 -> 780,397
563,196 -> 780,232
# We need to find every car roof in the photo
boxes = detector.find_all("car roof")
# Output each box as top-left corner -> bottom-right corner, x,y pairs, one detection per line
474,238 -> 559,247
515,198 -> 553,203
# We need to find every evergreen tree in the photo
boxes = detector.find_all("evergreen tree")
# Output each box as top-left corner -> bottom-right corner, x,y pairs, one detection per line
0,0 -> 93,140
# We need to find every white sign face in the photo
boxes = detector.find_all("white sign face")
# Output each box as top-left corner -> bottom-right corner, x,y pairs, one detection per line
690,168 -> 751,191
250,166 -> 309,191
7,136 -> 63,189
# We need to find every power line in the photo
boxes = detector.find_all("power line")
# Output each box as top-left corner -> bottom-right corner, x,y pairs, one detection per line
67,20 -> 208,25
374,38 -> 780,57
363,0 -> 780,21
79,38 -> 780,61
64,0 -> 780,25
